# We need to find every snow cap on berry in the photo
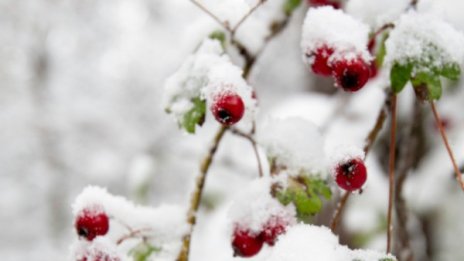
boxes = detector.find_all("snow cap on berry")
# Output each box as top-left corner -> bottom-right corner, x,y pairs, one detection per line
301,6 -> 372,66
258,117 -> 327,177
72,186 -> 188,259
328,144 -> 365,175
228,177 -> 296,235
266,224 -> 397,260
385,12 -> 464,72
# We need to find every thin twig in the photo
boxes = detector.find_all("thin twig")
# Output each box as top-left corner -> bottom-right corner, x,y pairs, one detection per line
430,101 -> 464,191
117,228 -> 153,245
230,127 -> 264,177
330,191 -> 350,231
330,91 -> 391,233
386,94 -> 398,254
364,92 -> 391,156
231,0 -> 266,36
177,126 -> 228,261
190,0 -> 231,31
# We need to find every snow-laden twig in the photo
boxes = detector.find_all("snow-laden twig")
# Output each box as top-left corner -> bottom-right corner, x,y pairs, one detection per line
231,0 -> 267,36
230,126 -> 264,177
177,125 -> 228,261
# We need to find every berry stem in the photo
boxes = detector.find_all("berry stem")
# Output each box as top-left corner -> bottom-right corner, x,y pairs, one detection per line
116,228 -> 152,245
430,101 -> 464,191
177,125 -> 228,261
386,94 -> 398,254
230,127 -> 264,177
330,191 -> 350,231
330,92 -> 391,233
363,91 -> 391,155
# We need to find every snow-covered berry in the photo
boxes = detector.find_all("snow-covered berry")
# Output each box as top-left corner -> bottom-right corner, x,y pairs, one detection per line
211,93 -> 245,125
260,217 -> 288,246
334,158 -> 367,191
332,58 -> 370,92
232,228 -> 264,257
309,46 -> 334,76
75,205 -> 110,241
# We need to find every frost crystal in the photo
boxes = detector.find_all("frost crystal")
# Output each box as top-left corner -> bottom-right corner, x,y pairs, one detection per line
301,6 -> 371,63
385,12 -> 464,71
258,117 -> 326,177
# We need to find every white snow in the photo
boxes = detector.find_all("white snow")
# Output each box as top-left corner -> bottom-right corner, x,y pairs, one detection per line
71,237 -> 126,261
228,177 -> 296,234
301,6 -> 372,64
163,38 -> 256,130
266,224 -> 397,261
346,0 -> 409,29
384,12 -> 464,71
258,117 -> 327,177
72,186 -> 188,260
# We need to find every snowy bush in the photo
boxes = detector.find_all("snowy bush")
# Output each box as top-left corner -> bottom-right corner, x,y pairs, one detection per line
3,0 -> 464,260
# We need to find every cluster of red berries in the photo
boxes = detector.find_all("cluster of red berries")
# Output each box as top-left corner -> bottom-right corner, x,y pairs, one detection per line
334,158 -> 367,192
232,217 -> 289,257
211,93 -> 245,126
308,0 -> 341,9
309,46 -> 372,92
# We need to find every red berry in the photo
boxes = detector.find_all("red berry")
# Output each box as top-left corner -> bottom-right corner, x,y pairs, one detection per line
335,158 -> 367,191
232,228 -> 263,257
211,93 -> 245,126
332,58 -> 370,92
310,46 -> 334,76
308,0 -> 340,8
75,206 -> 109,241
259,217 -> 287,246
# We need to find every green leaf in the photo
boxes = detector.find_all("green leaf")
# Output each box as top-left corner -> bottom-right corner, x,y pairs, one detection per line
283,0 -> 301,15
379,258 -> 396,261
130,242 -> 161,261
293,188 -> 321,218
439,62 -> 461,81
181,97 -> 206,134
390,62 -> 413,93
209,30 -> 226,49
375,33 -> 388,67
412,72 -> 442,100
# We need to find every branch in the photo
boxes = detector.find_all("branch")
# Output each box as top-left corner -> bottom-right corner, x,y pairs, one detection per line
330,191 -> 350,231
190,0 -> 231,31
363,91 -> 391,156
330,91 -> 392,233
430,101 -> 464,191
230,127 -> 264,177
386,94 -> 398,254
393,100 -> 423,261
177,125 -> 228,261
231,0 -> 267,36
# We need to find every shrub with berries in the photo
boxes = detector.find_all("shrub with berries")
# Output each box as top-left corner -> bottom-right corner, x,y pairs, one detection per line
58,0 -> 464,261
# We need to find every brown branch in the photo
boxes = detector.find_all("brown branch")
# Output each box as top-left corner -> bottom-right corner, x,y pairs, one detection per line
231,0 -> 266,36
117,228 -> 152,245
430,101 -> 464,191
177,125 -> 228,261
363,91 -> 391,156
190,0 -> 231,31
393,100 -> 423,261
230,127 -> 264,177
330,91 -> 392,233
330,191 -> 350,231
386,94 -> 398,254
